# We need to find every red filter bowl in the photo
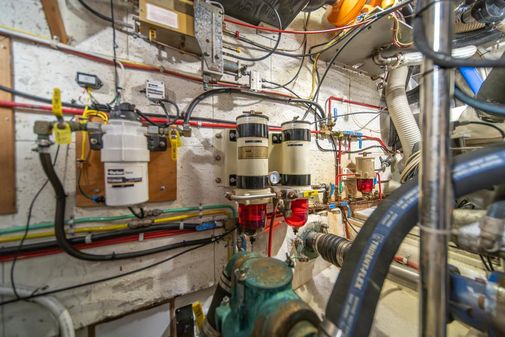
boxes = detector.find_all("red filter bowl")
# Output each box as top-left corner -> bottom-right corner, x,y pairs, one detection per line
238,203 -> 267,235
284,198 -> 309,228
357,178 -> 374,194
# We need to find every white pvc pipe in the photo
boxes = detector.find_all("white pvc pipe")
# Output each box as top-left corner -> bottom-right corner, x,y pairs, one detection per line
385,66 -> 421,159
0,286 -> 75,337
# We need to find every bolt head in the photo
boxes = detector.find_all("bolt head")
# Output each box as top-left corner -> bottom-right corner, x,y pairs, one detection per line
215,178 -> 222,183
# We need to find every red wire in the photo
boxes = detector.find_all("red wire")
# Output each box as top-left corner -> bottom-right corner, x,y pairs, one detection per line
267,204 -> 278,258
0,229 -> 194,262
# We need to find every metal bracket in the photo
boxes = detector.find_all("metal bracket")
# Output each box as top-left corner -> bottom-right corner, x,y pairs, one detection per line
229,174 -> 237,186
229,130 -> 237,142
194,0 -> 224,87
272,133 -> 282,144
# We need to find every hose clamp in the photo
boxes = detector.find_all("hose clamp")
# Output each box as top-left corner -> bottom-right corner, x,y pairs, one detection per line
318,319 -> 343,337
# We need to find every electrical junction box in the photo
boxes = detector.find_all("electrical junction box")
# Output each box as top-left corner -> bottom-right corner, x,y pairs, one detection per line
138,0 -> 201,55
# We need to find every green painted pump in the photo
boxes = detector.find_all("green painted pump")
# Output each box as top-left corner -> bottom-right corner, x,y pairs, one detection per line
210,252 -> 319,337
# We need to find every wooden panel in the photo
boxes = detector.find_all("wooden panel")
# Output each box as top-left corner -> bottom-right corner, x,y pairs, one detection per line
40,0 -> 69,44
76,126 -> 177,207
0,35 -> 16,214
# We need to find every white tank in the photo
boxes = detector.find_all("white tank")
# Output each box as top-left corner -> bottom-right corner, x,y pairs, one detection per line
281,120 -> 311,187
101,119 -> 150,206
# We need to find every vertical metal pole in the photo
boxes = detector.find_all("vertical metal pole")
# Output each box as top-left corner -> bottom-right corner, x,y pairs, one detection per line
419,0 -> 453,336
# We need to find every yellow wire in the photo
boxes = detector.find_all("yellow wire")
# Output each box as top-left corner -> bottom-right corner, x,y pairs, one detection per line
0,210 -> 230,244
309,54 -> 321,100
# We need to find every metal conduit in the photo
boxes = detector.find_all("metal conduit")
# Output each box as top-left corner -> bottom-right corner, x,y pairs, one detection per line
418,1 -> 454,336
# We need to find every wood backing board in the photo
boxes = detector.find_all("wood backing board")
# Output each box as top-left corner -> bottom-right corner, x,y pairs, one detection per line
76,126 -> 177,207
40,0 -> 69,44
0,35 -> 16,214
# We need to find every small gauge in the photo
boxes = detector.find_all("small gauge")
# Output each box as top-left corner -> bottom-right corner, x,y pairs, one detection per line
268,171 -> 281,185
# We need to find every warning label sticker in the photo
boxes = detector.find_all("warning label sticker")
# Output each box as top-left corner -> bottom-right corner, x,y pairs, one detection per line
238,146 -> 268,159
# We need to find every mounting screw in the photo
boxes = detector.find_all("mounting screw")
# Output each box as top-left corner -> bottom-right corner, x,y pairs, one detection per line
221,296 -> 230,305
90,138 -> 98,145
215,155 -> 221,161
215,178 -> 222,183
215,133 -> 222,139
160,185 -> 166,191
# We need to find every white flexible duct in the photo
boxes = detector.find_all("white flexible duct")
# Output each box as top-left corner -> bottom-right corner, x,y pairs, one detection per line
385,66 -> 421,159
0,286 -> 75,337
402,45 -> 478,66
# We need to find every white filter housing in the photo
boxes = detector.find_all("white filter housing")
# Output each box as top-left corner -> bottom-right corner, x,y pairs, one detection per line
235,113 -> 270,202
281,120 -> 311,187
101,119 -> 150,206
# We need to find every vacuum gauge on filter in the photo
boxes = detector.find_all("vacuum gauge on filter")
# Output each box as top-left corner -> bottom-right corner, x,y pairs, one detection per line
236,112 -> 271,235
281,120 -> 311,228
101,103 -> 150,206
355,153 -> 375,195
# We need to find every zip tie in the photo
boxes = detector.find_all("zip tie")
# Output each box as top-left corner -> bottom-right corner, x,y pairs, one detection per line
67,218 -> 75,226
139,233 -> 144,241
197,121 -> 202,128
180,222 -> 184,230
417,224 -> 452,235
199,204 -> 203,217
84,234 -> 92,244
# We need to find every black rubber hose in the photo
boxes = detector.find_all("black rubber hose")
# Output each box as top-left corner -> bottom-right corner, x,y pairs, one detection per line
205,269 -> 231,333
40,151 -> 223,261
321,143 -> 505,337
182,88 -> 326,128
0,223 -> 201,256
308,232 -> 352,268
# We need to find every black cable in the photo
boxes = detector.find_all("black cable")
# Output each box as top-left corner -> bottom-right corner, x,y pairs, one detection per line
487,256 -> 495,271
40,151 -> 233,261
0,227 -> 235,306
413,1 -> 505,67
454,86 -> 505,118
160,99 -> 181,120
480,254 -> 492,271
0,84 -> 87,110
182,88 -> 325,128
228,0 -> 282,62
10,146 -> 61,300
128,207 -> 145,219
311,21 -> 375,105
77,0 -> 132,29
110,0 -> 120,102
454,120 -> 505,139
265,14 -> 310,89
0,222 -> 210,256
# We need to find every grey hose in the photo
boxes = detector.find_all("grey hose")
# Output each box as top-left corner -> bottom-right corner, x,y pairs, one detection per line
0,286 -> 75,337
385,67 -> 421,159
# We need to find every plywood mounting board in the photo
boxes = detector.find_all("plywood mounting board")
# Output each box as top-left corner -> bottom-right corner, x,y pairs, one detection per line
0,35 -> 16,214
76,128 -> 177,207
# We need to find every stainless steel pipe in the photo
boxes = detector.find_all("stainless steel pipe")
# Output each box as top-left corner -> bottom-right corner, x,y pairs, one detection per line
418,1 -> 454,336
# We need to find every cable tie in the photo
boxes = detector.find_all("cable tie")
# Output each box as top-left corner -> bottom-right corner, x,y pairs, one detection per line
197,121 -> 202,128
84,234 -> 92,244
139,233 -> 145,241
180,222 -> 184,230
417,224 -> 452,235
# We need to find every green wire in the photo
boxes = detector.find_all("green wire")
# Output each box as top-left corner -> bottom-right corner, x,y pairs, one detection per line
0,204 -> 236,236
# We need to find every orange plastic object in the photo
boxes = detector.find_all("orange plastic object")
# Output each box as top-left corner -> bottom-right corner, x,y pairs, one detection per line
327,0 -> 382,27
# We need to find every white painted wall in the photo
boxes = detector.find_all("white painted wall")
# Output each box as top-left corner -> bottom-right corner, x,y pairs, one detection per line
0,1 -> 383,336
